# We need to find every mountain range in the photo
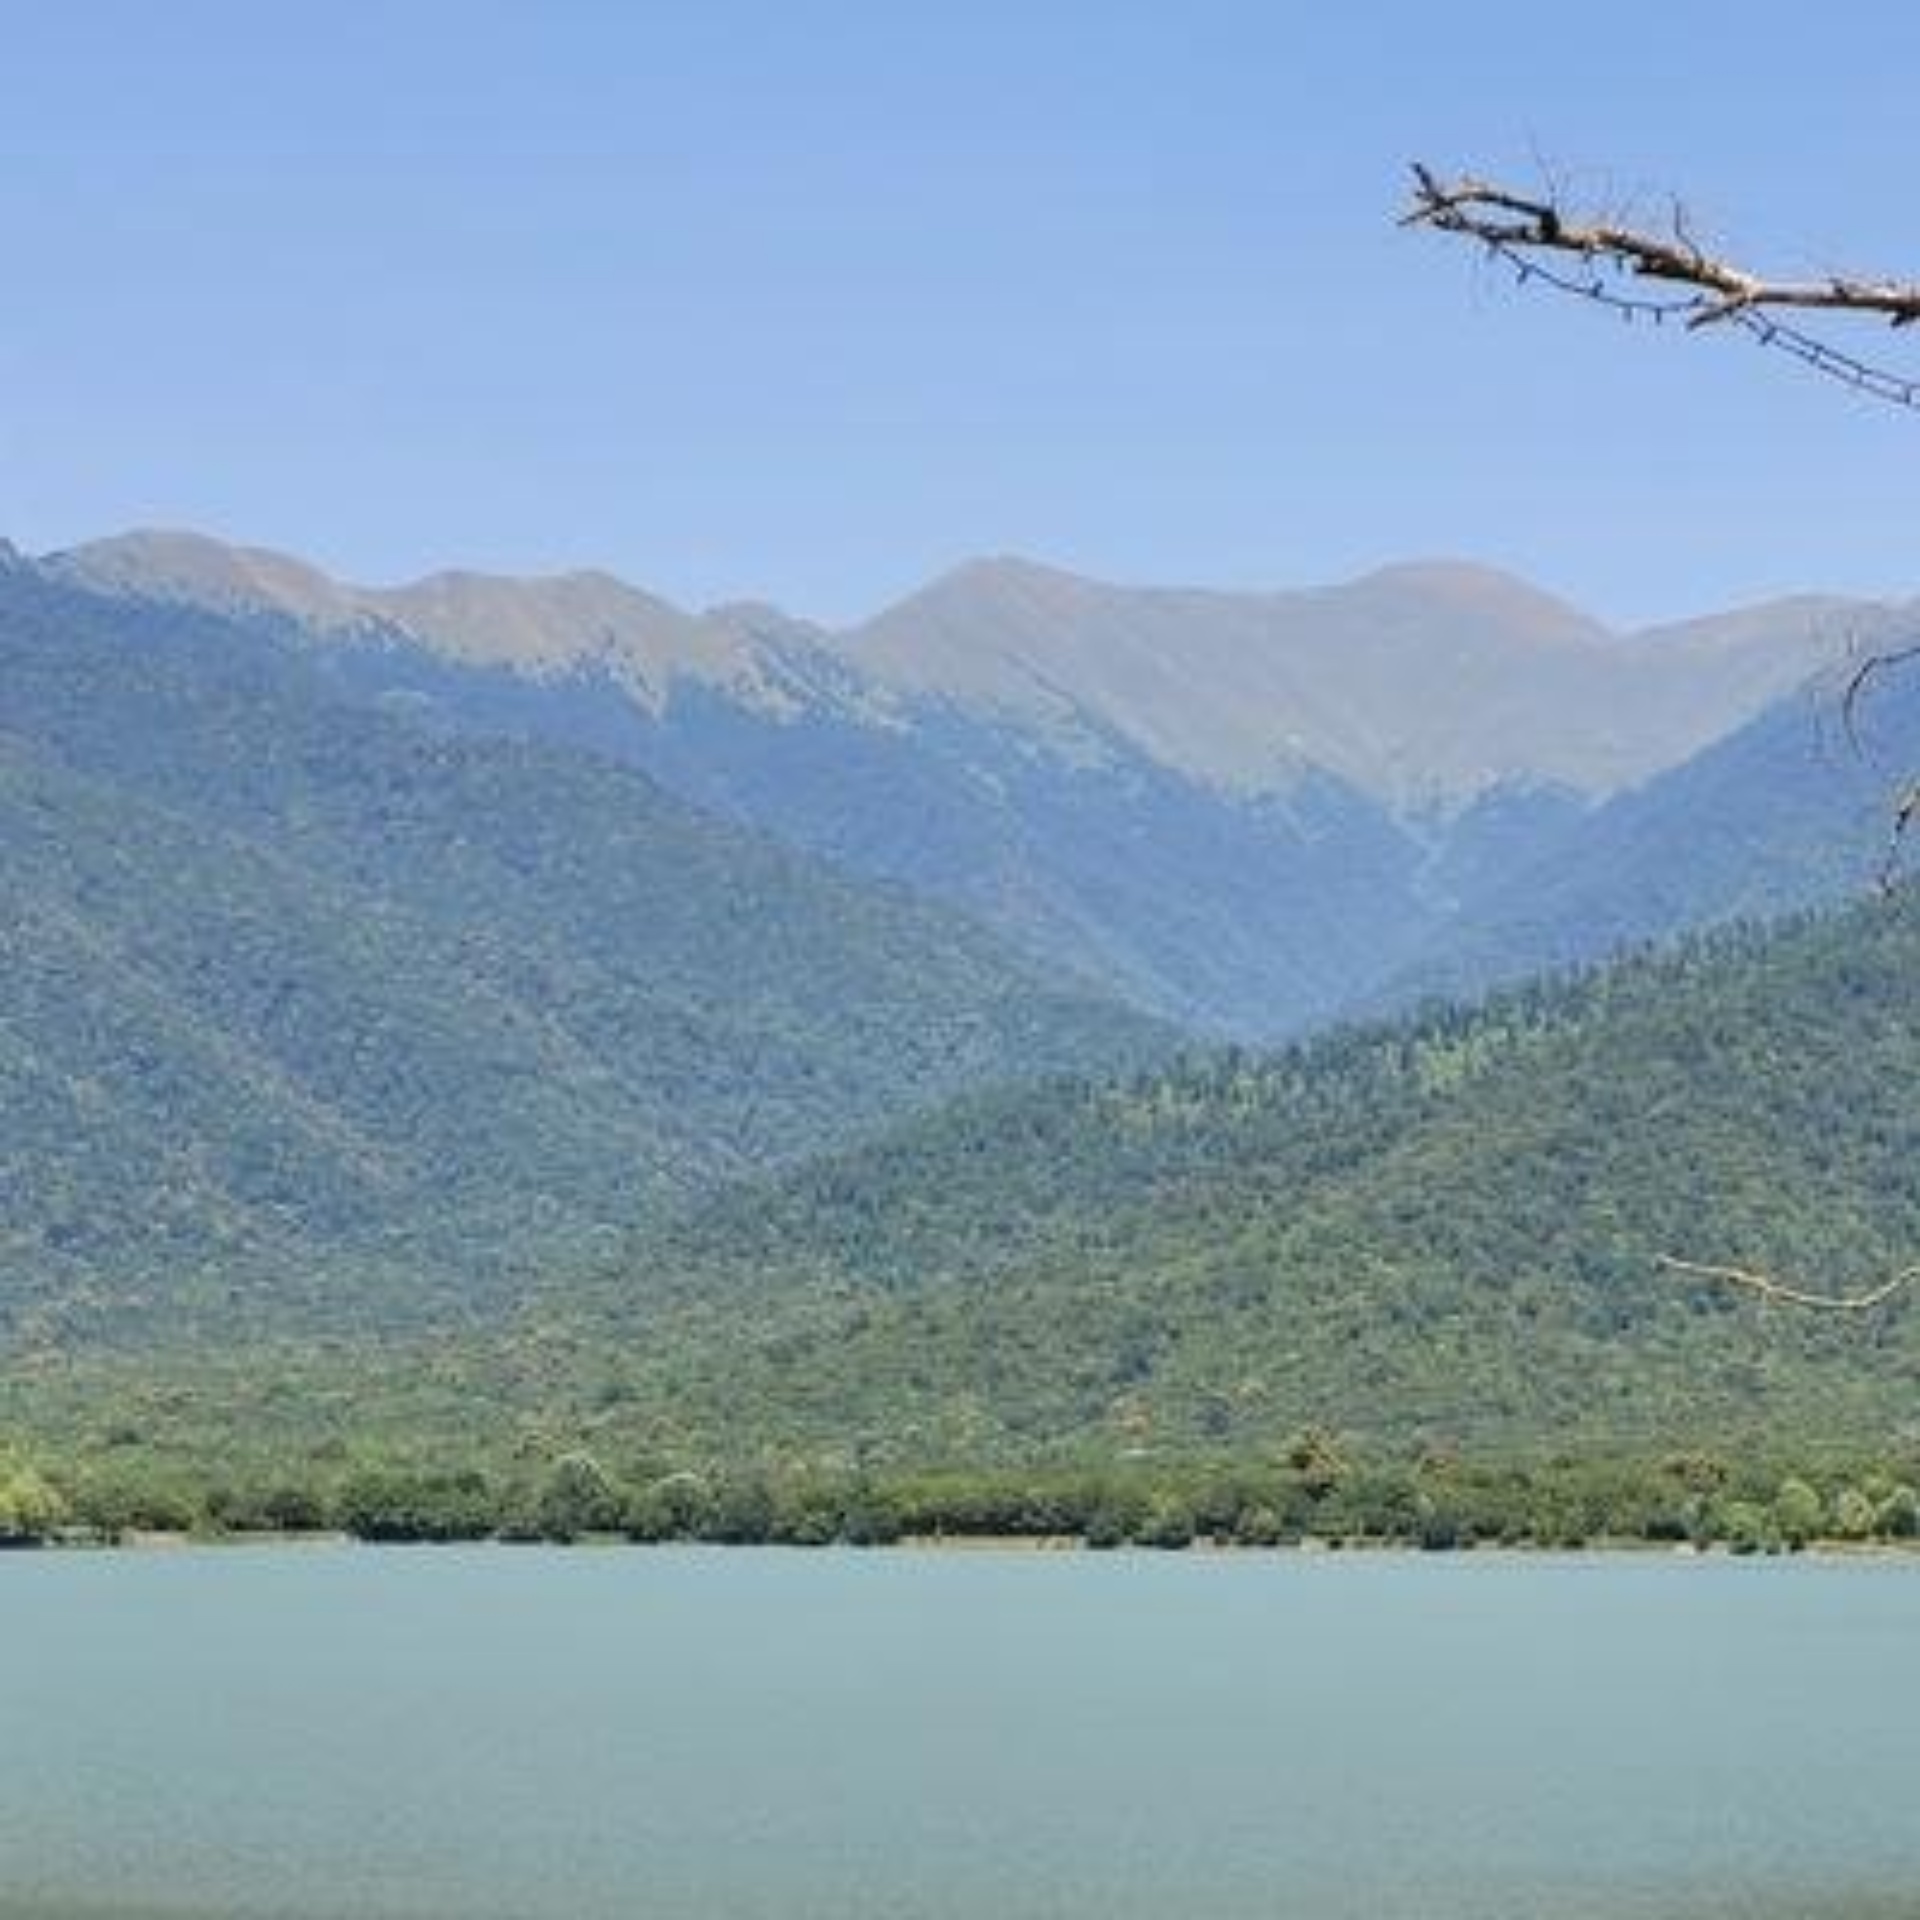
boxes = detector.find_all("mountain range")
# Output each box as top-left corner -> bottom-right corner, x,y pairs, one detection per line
6,526 -> 1919,1347
36,528 -> 1918,1034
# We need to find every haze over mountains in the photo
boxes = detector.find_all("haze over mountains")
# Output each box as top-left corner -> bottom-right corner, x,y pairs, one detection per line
42,527 -> 1913,1033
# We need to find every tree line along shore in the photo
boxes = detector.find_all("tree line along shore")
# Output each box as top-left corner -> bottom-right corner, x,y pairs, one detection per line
4,1442 -> 1917,1556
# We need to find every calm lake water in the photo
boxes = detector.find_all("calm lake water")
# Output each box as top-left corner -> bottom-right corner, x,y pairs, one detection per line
2,1548 -> 1916,1920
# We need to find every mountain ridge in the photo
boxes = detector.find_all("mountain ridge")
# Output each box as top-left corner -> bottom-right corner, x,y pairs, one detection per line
45,526 -> 1887,805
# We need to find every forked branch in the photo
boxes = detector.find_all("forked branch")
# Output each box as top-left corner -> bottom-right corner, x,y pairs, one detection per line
1657,1254 -> 1920,1314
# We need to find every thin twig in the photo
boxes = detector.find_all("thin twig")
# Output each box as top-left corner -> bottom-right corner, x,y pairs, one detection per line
1830,637 -> 1920,890
1841,640 -> 1920,751
1882,782 -> 1920,895
1658,1254 -> 1920,1313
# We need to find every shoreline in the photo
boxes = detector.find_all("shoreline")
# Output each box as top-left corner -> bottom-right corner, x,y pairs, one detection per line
15,1528 -> 1920,1563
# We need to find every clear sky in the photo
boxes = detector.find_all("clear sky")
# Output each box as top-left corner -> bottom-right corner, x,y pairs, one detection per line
4,0 -> 1918,625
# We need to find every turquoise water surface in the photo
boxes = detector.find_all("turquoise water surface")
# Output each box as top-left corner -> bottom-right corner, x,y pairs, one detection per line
2,1547 -> 1916,1918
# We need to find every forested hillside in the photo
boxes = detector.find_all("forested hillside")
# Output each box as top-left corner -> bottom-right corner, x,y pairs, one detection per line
10,894 -> 1918,1527
0,568 -> 1165,1334
526,896 -> 1920,1462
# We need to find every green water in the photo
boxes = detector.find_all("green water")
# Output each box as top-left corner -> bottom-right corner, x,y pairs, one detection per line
1,1548 -> 1915,1918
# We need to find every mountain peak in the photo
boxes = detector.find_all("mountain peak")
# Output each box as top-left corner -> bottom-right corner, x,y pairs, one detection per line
909,553 -> 1106,612
49,527 -> 369,629
48,529 -> 773,698
1337,559 -> 1614,646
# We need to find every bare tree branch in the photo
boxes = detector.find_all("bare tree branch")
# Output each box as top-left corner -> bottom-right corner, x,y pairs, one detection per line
1657,1254 -> 1920,1313
1839,642 -> 1920,752
1884,781 -> 1920,895
1403,164 -> 1920,408
1830,639 -> 1920,890
1408,163 -> 1920,882
1404,165 -> 1920,328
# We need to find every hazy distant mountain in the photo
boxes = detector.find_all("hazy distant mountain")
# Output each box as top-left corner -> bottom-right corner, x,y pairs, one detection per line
46,528 -> 789,707
54,530 -> 1864,801
11,529 -> 1920,1430
847,555 -> 1862,802
1382,661 -> 1920,1009
43,528 -> 1911,1034
0,567 -> 1164,1337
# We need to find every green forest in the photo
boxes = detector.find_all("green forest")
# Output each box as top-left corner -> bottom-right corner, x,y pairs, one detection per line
4,1437 -> 1915,1556
6,890 -> 1919,1549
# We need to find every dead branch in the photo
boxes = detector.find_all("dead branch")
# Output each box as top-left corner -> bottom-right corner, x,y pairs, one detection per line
1403,164 -> 1920,408
1884,782 -> 1920,894
1840,641 -> 1920,752
1826,638 -> 1920,890
1657,1254 -> 1920,1313
1405,165 -> 1920,329
1407,161 -> 1920,876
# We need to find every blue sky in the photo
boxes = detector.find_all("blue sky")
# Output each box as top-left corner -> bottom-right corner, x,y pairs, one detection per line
4,0 -> 1918,623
